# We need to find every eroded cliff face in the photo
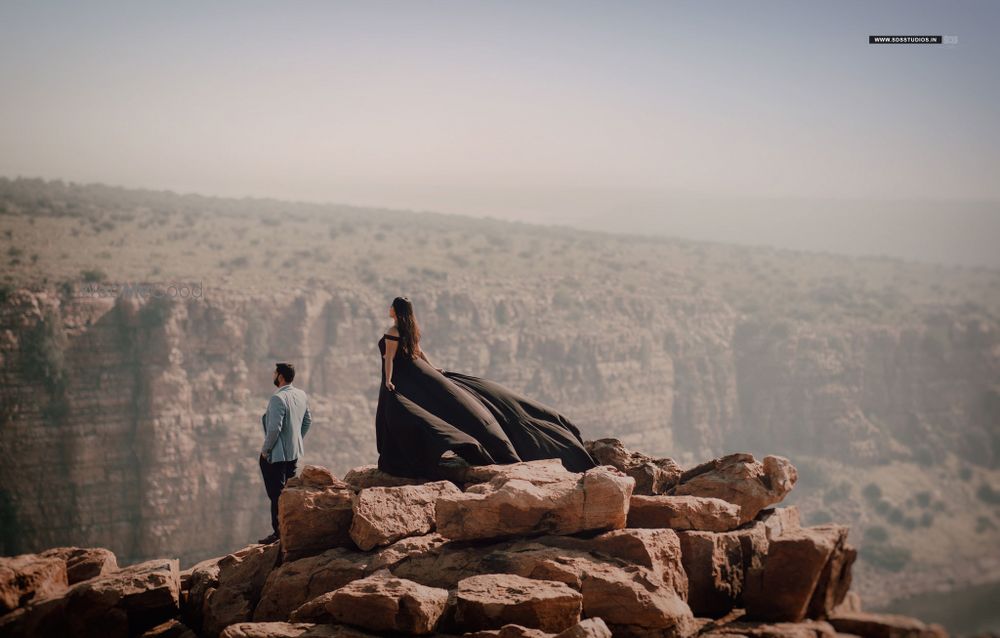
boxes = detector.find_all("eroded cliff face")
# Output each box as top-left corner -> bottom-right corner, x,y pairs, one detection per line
0,283 -> 997,570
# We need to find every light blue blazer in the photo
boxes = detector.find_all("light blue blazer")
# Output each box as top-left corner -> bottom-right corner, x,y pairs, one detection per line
261,384 -> 311,463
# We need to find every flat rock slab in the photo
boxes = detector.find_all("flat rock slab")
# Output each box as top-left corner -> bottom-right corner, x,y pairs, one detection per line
828,611 -> 949,638
220,623 -> 377,638
436,465 -> 633,541
39,547 -> 118,584
350,481 -> 461,551
343,465 -> 430,490
628,495 -> 742,532
453,573 -> 583,633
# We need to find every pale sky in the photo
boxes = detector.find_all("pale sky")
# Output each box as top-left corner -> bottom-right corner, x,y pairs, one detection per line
1,1 -> 999,264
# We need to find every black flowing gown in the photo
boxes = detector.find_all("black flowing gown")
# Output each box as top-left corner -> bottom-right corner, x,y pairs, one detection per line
375,334 -> 598,479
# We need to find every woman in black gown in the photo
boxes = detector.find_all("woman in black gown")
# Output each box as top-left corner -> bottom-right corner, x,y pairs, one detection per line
375,296 -> 598,480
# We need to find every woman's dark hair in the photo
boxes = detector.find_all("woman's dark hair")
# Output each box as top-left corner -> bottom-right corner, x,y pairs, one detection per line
392,296 -> 421,359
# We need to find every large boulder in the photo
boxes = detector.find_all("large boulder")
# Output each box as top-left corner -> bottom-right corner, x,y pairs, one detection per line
202,544 -> 279,638
584,438 -> 683,495
452,573 -> 583,633
291,569 -> 449,634
676,522 -> 769,617
670,454 -> 797,525
0,554 -> 67,614
0,558 -> 179,638
627,495 -> 742,532
349,481 -> 461,551
278,467 -> 354,560
743,525 -> 850,622
254,547 -> 370,622
435,462 -> 634,541
532,528 -> 689,601
39,547 -> 118,584
700,618 -> 838,638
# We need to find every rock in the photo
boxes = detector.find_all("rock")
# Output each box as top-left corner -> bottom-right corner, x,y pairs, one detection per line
0,554 -> 67,613
584,438 -> 683,495
806,528 -> 856,620
701,618 -> 838,638
343,465 -> 429,490
532,528 -> 689,602
452,573 -> 583,633
676,523 -> 770,617
828,611 -> 949,638
627,495 -> 742,532
440,458 -> 572,488
755,507 -> 802,541
463,624 -> 554,638
202,544 -> 279,638
294,569 -> 450,634
39,547 -> 118,584
743,525 -> 849,622
279,471 -> 355,560
435,464 -> 634,541
180,555 -> 224,632
831,590 -> 862,614
349,481 -> 461,550
0,558 -> 179,638
472,542 -> 694,634
554,618 -> 613,638
254,547 -> 370,622
220,623 -> 376,638
367,533 -> 450,572
671,454 -> 797,525
140,618 -> 198,637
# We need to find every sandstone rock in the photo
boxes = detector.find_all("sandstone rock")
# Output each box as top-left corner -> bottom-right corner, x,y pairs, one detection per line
464,624 -> 554,638
533,528 -> 689,600
254,547 -> 369,622
475,542 -> 694,633
585,438 -> 682,495
202,543 -> 279,638
701,618 -> 838,638
140,618 -> 198,638
677,523 -> 771,617
828,611 -> 949,638
755,507 -> 802,542
295,569 -> 450,634
671,454 -> 797,525
220,622 -> 375,638
0,558 -> 179,638
349,481 -> 461,550
0,554 -> 67,613
39,547 -> 118,584
554,618 -> 613,638
452,573 -> 583,633
366,533 -> 450,572
181,555 -> 224,632
743,525 -> 849,622
806,528 -> 856,620
343,464 -> 429,490
279,472 -> 354,560
627,495 -> 742,532
435,464 -> 633,541
831,590 -> 862,615
440,458 -> 572,488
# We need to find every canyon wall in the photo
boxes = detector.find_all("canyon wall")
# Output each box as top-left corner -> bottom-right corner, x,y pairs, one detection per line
1,282 -> 996,568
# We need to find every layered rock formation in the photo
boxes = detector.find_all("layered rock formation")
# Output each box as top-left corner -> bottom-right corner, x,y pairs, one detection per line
0,443 -> 951,638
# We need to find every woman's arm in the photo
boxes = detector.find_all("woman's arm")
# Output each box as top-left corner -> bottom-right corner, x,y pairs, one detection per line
384,339 -> 397,390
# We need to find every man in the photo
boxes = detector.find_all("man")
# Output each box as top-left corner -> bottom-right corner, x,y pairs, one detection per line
258,362 -> 312,544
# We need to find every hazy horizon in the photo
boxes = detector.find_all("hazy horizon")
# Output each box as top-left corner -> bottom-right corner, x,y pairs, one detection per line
2,1 -> 999,266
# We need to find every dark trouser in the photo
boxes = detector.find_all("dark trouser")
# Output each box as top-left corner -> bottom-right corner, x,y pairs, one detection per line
260,455 -> 297,535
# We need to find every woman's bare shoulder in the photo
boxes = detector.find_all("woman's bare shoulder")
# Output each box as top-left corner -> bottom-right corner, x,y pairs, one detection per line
386,325 -> 399,336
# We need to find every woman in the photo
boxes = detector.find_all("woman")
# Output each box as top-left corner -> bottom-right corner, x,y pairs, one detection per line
375,296 -> 598,480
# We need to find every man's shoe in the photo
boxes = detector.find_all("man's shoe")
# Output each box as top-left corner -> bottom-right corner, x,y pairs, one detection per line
257,532 -> 279,545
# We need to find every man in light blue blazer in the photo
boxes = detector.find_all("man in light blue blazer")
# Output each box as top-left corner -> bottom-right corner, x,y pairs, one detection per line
258,362 -> 312,544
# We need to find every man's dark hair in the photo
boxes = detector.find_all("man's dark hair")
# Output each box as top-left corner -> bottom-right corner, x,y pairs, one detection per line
275,362 -> 295,383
